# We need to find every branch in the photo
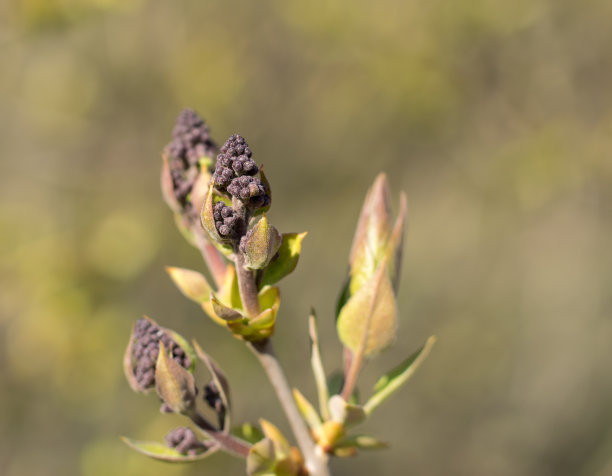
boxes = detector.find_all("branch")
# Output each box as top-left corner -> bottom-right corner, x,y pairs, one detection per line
249,339 -> 331,476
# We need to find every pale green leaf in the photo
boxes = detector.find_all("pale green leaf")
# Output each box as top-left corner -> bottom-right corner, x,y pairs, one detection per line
292,388 -> 322,432
364,336 -> 436,415
166,267 -> 212,303
121,437 -> 218,462
259,232 -> 307,288
336,261 -> 397,357
334,434 -> 388,450
308,311 -> 330,420
232,423 -> 265,445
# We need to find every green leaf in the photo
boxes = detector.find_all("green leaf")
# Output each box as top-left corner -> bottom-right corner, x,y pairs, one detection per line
336,261 -> 397,357
226,286 -> 279,341
259,419 -> 290,458
166,267 -> 212,303
232,423 -> 265,445
334,434 -> 388,451
247,438 -> 276,476
258,286 -> 279,311
259,232 -> 307,288
308,311 -> 330,420
121,437 -> 218,462
326,372 -> 344,397
210,293 -> 245,321
335,275 -> 351,319
292,388 -> 322,432
363,336 -> 436,415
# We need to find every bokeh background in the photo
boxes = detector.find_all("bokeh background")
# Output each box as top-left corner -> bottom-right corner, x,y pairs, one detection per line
1,0 -> 612,475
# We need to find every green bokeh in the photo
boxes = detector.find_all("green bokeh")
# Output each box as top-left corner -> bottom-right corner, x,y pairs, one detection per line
1,0 -> 611,475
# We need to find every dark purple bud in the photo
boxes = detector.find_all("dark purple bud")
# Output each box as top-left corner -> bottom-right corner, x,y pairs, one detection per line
127,318 -> 192,392
165,427 -> 206,455
211,134 -> 259,191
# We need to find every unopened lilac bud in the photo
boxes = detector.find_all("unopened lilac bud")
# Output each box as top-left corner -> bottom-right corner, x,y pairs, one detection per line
212,134 -> 258,192
227,175 -> 270,209
124,318 -> 193,393
212,202 -> 242,239
162,109 -> 217,211
165,427 -> 206,455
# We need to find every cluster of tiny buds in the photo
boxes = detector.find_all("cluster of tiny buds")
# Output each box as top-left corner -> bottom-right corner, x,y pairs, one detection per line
165,427 -> 206,455
212,134 -> 258,190
203,380 -> 226,429
213,202 -> 241,239
132,318 -> 191,390
165,109 -> 217,206
227,175 -> 270,209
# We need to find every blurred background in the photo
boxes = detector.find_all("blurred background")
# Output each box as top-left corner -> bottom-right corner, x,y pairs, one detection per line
1,0 -> 611,475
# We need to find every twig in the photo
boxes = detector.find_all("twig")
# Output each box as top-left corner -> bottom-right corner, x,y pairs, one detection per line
190,410 -> 251,458
249,339 -> 331,476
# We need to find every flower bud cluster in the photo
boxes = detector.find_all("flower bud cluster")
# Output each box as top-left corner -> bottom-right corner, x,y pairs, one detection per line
227,175 -> 270,209
165,109 -> 217,207
208,134 -> 271,242
212,135 -> 269,208
165,427 -> 206,455
212,135 -> 258,189
213,202 -> 241,239
132,318 -> 191,390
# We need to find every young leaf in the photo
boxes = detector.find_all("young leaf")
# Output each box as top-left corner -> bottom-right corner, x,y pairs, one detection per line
166,267 -> 212,303
308,311 -> 330,420
155,342 -> 197,414
259,419 -> 291,458
363,336 -> 437,415
233,423 -> 265,445
336,261 -> 397,357
247,438 -> 276,476
334,434 -> 388,451
349,173 -> 392,295
292,388 -> 322,432
210,293 -> 244,321
259,232 -> 307,288
121,437 -> 218,462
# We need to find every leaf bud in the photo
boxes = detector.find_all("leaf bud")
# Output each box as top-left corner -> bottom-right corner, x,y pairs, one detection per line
155,341 -> 197,414
239,215 -> 282,270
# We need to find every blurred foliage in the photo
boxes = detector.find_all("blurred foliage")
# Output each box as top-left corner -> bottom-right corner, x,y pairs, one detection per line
1,0 -> 611,475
